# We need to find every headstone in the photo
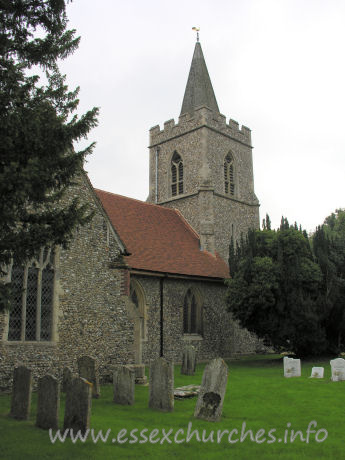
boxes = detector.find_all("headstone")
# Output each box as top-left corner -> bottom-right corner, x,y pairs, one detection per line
330,358 -> 345,381
10,366 -> 32,420
113,365 -> 135,405
63,377 -> 92,435
310,367 -> 324,379
283,357 -> 301,377
36,375 -> 60,430
128,364 -> 148,385
148,357 -> 174,412
194,358 -> 228,422
77,355 -> 100,398
62,367 -> 73,393
181,345 -> 196,376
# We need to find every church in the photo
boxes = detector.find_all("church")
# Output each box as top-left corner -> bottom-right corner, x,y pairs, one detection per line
0,41 -> 261,391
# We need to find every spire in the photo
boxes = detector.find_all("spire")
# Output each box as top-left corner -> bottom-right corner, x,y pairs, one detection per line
180,42 -> 220,116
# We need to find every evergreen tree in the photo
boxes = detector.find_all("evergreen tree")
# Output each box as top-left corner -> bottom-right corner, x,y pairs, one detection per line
313,210 -> 345,352
226,220 -> 325,356
0,1 -> 99,311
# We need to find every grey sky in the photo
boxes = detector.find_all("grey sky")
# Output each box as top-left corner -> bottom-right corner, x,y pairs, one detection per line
59,0 -> 345,232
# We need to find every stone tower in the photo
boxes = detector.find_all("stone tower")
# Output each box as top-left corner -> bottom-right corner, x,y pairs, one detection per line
148,41 -> 260,262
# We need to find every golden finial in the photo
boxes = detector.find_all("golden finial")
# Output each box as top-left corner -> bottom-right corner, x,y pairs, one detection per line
192,27 -> 200,42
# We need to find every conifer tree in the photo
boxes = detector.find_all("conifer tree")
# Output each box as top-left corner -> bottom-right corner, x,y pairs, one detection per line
226,220 -> 325,356
0,1 -> 99,310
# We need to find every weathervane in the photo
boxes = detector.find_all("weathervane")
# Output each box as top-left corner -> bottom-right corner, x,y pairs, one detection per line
192,27 -> 200,42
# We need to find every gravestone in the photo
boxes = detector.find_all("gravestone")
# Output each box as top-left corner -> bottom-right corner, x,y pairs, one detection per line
181,344 -> 196,376
63,377 -> 92,435
128,364 -> 147,385
36,375 -> 60,430
283,357 -> 301,377
148,357 -> 174,412
113,365 -> 135,405
10,366 -> 32,420
78,355 -> 100,398
330,358 -> 345,381
194,358 -> 228,422
62,367 -> 73,393
310,367 -> 324,379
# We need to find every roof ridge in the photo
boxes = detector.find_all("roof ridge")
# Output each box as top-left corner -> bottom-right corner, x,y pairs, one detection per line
94,188 -> 183,214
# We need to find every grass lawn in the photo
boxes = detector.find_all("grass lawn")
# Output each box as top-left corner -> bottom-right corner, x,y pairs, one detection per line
0,354 -> 344,459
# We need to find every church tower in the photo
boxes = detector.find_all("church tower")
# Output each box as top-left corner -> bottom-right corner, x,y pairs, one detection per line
148,40 -> 260,262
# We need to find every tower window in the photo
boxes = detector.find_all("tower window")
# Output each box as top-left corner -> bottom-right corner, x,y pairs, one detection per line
183,288 -> 203,335
171,151 -> 183,196
224,152 -> 235,196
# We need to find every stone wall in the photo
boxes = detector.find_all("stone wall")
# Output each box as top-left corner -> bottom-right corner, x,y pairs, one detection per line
0,173 -> 135,391
135,275 -> 261,365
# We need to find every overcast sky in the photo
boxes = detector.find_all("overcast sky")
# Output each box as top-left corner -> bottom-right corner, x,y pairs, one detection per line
59,0 -> 345,233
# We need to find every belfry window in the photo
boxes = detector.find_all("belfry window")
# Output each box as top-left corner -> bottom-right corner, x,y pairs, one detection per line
183,288 -> 203,335
7,248 -> 55,342
224,152 -> 235,196
171,151 -> 183,196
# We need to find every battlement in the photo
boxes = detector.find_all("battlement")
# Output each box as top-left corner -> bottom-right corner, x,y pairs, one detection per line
149,106 -> 251,147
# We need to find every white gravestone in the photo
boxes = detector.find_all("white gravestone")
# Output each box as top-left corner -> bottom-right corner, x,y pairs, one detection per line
283,357 -> 301,378
330,358 -> 345,381
310,367 -> 324,378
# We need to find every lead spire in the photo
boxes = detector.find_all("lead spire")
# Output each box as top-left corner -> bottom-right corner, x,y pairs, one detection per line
180,38 -> 220,116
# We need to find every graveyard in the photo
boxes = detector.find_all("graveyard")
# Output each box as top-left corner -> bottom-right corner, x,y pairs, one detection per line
0,354 -> 344,460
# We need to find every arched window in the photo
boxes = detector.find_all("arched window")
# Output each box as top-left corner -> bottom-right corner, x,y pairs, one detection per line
130,280 -> 147,342
8,247 -> 55,341
183,288 -> 203,335
224,152 -> 235,196
171,151 -> 183,196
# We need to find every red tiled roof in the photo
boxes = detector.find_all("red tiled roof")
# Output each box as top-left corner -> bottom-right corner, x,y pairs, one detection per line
95,189 -> 229,279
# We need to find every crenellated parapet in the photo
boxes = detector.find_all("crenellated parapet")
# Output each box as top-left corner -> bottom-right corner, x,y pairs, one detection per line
149,106 -> 252,147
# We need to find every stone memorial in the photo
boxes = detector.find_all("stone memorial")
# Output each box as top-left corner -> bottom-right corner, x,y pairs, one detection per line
113,365 -> 135,405
194,358 -> 228,422
128,364 -> 147,385
10,366 -> 32,420
181,344 -> 196,376
78,355 -> 100,398
283,357 -> 301,377
63,376 -> 92,435
149,357 -> 174,412
330,358 -> 345,381
36,374 -> 60,430
310,367 -> 324,379
62,367 -> 73,393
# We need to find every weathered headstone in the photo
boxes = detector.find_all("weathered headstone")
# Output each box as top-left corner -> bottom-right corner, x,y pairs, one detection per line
77,355 -> 100,398
194,358 -> 228,422
63,377 -> 92,435
148,357 -> 174,412
330,358 -> 345,381
10,366 -> 32,420
310,367 -> 324,379
128,364 -> 147,385
113,365 -> 135,405
283,357 -> 301,377
181,344 -> 196,376
62,367 -> 73,393
36,375 -> 60,430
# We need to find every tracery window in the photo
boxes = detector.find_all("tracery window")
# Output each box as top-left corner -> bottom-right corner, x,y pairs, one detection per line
171,151 -> 183,197
7,248 -> 55,342
224,152 -> 235,196
183,288 -> 203,335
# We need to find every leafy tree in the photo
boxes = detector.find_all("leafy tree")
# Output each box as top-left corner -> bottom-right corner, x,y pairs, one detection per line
0,1 -> 99,310
226,219 -> 326,357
